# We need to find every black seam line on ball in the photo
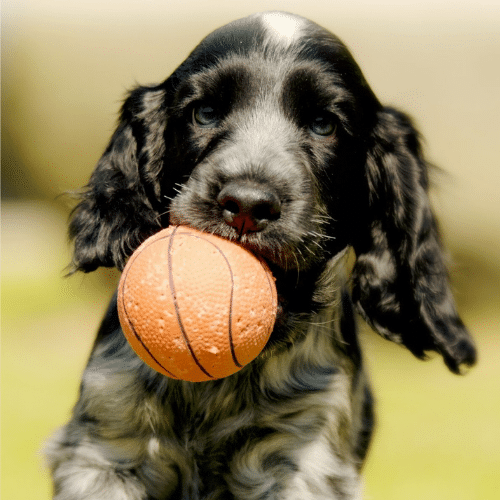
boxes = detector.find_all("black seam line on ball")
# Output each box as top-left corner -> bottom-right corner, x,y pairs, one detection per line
171,227 -> 242,369
169,227 -> 215,378
120,235 -> 179,379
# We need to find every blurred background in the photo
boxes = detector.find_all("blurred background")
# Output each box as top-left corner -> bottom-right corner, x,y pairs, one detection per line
2,0 -> 499,498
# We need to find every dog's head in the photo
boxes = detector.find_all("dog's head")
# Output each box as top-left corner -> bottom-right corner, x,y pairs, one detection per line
69,12 -> 475,373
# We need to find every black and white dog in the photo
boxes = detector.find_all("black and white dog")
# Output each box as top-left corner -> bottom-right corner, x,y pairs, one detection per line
47,12 -> 476,500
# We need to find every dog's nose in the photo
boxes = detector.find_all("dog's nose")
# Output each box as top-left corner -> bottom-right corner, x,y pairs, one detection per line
217,182 -> 281,235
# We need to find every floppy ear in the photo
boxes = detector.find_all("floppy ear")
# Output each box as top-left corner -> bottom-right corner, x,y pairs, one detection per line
69,85 -> 167,272
351,107 -> 476,373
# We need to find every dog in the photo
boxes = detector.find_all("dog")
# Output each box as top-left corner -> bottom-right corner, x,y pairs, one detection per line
46,12 -> 476,500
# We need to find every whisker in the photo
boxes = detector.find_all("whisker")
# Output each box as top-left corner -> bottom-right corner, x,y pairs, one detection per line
308,231 -> 336,241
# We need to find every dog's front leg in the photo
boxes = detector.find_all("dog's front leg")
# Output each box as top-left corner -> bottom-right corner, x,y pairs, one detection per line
46,426 -> 153,500
45,323 -> 193,500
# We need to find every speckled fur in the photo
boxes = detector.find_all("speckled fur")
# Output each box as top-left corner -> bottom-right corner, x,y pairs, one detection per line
46,12 -> 475,499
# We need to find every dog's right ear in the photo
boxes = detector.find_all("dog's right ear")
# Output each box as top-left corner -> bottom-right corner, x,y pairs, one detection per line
69,85 -> 167,273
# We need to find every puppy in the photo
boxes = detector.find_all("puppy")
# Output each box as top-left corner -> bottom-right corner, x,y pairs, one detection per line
46,12 -> 476,500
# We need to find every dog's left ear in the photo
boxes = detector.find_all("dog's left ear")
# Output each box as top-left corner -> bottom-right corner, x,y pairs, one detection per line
351,107 -> 476,373
68,86 -> 167,273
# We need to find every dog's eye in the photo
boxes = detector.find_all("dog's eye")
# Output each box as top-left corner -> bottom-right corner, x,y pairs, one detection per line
309,114 -> 337,137
193,105 -> 219,127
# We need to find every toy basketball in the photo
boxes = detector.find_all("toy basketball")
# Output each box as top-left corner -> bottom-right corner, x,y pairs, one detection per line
117,226 -> 278,382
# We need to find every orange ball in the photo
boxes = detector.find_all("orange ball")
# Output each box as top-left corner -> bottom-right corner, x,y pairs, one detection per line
117,226 -> 277,382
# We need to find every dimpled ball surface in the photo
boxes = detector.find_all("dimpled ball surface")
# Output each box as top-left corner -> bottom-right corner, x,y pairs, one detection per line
117,226 -> 277,382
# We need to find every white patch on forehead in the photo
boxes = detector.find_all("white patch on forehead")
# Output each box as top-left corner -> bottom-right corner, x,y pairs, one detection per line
260,12 -> 304,49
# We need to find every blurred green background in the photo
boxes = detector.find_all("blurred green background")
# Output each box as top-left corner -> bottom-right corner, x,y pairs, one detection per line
2,1 -> 499,498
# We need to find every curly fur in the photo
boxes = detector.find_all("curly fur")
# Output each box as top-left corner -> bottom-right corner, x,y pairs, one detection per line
46,11 -> 475,499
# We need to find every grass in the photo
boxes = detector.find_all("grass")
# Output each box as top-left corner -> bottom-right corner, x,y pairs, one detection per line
361,327 -> 500,499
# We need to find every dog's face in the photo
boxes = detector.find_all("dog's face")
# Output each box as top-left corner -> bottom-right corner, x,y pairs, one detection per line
70,12 -> 475,373
165,13 -> 377,275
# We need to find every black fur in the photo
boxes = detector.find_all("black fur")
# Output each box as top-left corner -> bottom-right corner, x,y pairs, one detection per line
47,12 -> 475,499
